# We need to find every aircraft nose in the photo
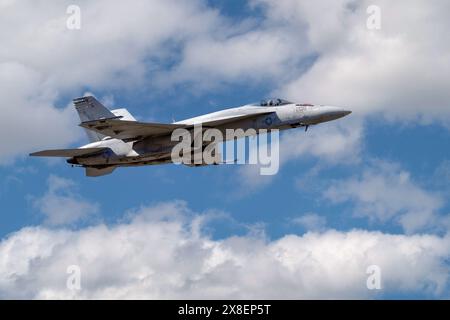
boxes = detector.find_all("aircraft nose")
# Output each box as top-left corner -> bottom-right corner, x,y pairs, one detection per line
326,106 -> 352,119
307,106 -> 352,123
341,109 -> 352,116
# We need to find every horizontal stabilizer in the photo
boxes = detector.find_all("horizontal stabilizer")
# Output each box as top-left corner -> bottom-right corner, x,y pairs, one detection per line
86,166 -> 116,177
30,148 -> 108,158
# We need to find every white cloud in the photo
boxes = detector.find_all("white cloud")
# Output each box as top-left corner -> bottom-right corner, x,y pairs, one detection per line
0,0 -> 224,162
235,118 -> 363,193
0,0 -> 221,91
234,164 -> 276,195
0,201 -> 449,299
0,62 -> 81,164
32,175 -> 99,226
157,0 -> 450,124
2,1 -> 449,300
161,27 -> 309,89
3,0 -> 449,164
260,0 -> 450,123
324,161 -> 446,233
279,118 -> 363,164
292,213 -> 327,232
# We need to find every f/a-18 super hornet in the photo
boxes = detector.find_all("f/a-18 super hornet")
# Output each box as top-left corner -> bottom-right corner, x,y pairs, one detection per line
30,96 -> 351,177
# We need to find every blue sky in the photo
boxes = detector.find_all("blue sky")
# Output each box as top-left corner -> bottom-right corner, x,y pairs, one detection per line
0,0 -> 449,299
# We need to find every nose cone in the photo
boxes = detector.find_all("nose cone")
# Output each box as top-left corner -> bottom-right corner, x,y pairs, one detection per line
325,106 -> 352,120
341,109 -> 352,117
305,106 -> 352,124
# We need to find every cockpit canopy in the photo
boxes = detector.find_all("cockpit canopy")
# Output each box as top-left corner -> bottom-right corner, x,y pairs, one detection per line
252,98 -> 293,107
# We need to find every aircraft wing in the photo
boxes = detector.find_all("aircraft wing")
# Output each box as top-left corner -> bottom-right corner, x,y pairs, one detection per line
80,119 -> 188,141
80,111 -> 275,141
30,148 -> 108,157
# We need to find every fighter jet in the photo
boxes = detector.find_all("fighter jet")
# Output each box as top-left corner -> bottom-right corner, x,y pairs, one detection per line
30,96 -> 351,177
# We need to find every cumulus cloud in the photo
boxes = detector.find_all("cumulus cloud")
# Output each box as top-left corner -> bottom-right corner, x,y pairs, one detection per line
0,200 -> 449,299
235,117 -> 363,193
0,0 -> 224,162
279,118 -> 363,164
3,0 -> 449,164
0,62 -> 81,164
32,175 -> 99,226
161,26 -> 309,89
262,0 -> 450,123
0,0 -> 221,91
2,1 -> 449,300
291,213 -> 327,232
324,161 -> 446,233
2,0 -> 311,162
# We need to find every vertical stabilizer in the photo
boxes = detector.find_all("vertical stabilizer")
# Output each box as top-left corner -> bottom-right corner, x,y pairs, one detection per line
73,96 -> 115,142
111,108 -> 136,121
